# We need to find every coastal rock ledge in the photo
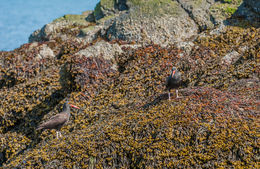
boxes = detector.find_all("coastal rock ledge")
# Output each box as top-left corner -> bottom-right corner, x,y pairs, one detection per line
0,0 -> 259,168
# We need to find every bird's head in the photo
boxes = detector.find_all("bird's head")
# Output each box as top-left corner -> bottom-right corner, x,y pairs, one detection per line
63,100 -> 80,111
170,66 -> 177,78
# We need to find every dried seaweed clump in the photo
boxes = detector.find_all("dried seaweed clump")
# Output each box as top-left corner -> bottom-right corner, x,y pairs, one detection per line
0,38 -> 95,166
0,44 -> 55,88
71,55 -> 118,97
178,26 -> 259,89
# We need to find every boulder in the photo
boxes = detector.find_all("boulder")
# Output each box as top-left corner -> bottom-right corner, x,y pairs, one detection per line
76,40 -> 123,61
29,14 -> 90,42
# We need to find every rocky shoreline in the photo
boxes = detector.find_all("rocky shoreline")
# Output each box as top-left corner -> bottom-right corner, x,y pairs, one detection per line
0,0 -> 259,168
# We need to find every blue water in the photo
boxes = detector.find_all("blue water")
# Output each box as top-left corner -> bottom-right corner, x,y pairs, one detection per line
0,0 -> 99,51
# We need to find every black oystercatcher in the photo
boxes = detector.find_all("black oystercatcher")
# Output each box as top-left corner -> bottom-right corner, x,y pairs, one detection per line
37,101 -> 80,139
166,66 -> 182,100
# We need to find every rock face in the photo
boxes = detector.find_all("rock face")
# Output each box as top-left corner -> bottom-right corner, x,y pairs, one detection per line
103,0 -> 199,45
245,0 -> 260,14
75,40 -> 122,61
0,0 -> 259,168
29,0 -> 249,46
29,14 -> 92,42
28,0 -> 258,46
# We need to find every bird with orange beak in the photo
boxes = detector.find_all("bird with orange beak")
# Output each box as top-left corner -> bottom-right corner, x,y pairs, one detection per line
166,66 -> 182,100
37,100 -> 80,139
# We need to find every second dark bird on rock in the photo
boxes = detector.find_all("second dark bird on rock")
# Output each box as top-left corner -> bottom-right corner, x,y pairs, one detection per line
166,66 -> 182,100
36,101 -> 80,139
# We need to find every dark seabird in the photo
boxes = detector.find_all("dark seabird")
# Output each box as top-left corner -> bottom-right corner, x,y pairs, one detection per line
166,66 -> 182,100
37,101 -> 80,139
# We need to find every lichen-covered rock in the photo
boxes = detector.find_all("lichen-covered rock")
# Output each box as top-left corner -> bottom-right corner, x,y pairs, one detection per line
103,0 -> 199,45
105,11 -> 198,45
94,0 -> 128,20
92,0 -> 253,46
29,14 -> 92,43
29,0 -> 257,49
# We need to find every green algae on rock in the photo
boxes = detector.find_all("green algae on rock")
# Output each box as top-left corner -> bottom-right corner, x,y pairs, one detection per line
54,14 -> 88,24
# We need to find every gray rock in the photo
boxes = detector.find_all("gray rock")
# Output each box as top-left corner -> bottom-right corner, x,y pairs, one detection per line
104,4 -> 199,45
35,44 -> 55,60
177,0 -> 215,31
76,40 -> 123,61
176,41 -> 195,55
29,15 -> 90,43
79,26 -> 102,43
93,0 -> 128,21
28,0 -> 259,55
95,0 -> 238,45
221,50 -> 240,65
75,40 -> 124,71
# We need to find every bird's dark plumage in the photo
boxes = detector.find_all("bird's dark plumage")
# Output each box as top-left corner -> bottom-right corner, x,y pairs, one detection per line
37,101 -> 80,138
166,66 -> 182,100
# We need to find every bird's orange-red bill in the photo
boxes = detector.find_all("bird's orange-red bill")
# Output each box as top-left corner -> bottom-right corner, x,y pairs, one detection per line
171,70 -> 176,77
70,104 -> 80,109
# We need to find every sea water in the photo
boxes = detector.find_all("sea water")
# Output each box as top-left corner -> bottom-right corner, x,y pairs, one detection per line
0,0 -> 99,51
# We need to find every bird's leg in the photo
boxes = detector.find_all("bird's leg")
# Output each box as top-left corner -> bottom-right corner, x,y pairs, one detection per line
56,131 -> 59,139
176,89 -> 180,98
59,131 -> 62,138
168,91 -> 171,101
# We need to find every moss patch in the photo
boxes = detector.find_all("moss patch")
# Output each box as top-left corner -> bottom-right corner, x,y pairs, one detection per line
225,6 -> 237,15
210,0 -> 242,18
100,0 -> 116,10
94,2 -> 104,20
53,14 -> 88,25
129,0 -> 181,17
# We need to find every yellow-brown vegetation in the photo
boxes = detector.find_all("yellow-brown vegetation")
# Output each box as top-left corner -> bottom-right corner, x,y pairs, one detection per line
0,26 -> 259,168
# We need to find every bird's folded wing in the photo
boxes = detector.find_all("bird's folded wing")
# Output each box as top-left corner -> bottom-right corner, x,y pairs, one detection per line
38,114 -> 67,129
49,113 -> 62,120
